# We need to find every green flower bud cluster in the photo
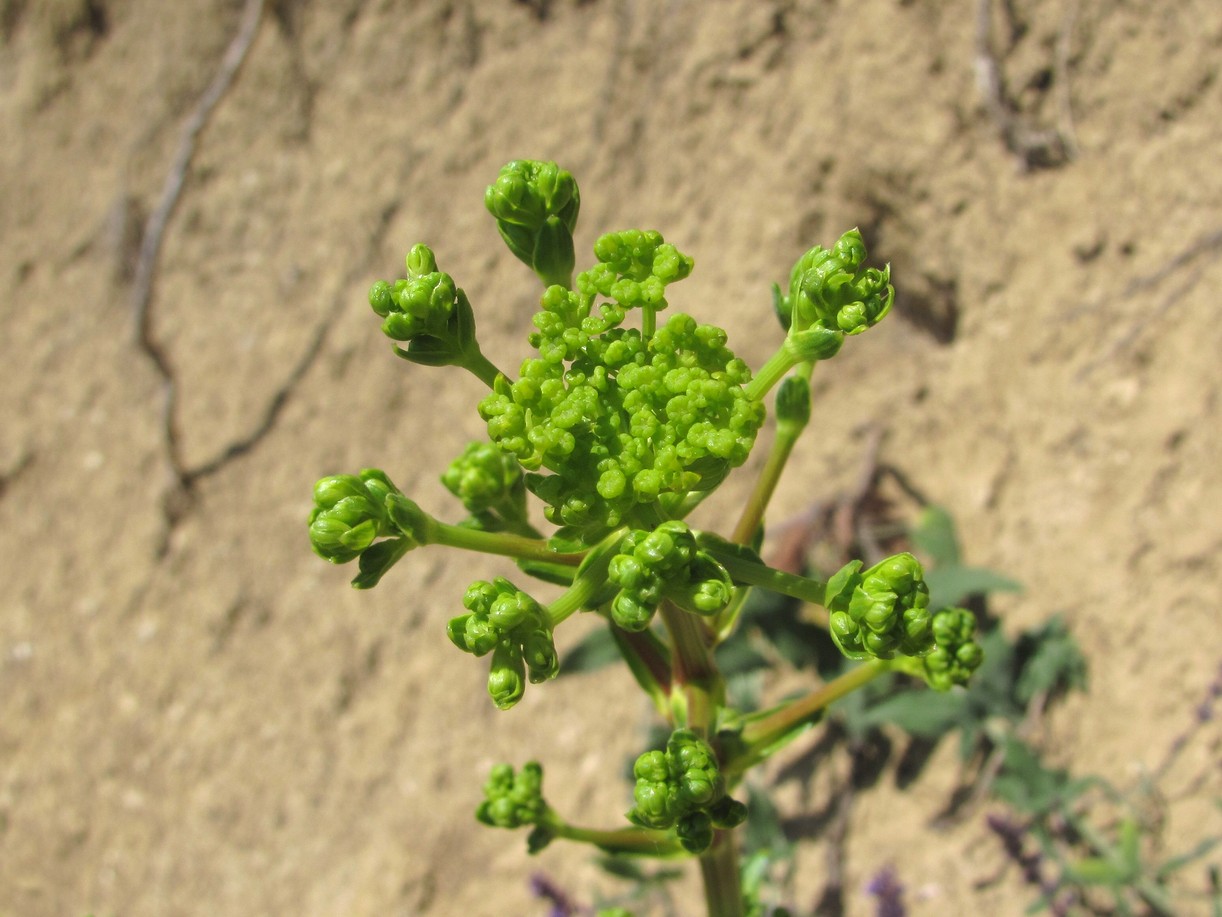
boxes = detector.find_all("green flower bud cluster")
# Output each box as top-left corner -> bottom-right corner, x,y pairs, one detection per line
922,606 -> 984,691
824,552 -> 933,661
308,470 -> 399,563
479,266 -> 764,545
577,229 -> 694,315
447,576 -> 559,710
607,521 -> 735,631
308,469 -> 431,588
485,160 -> 580,288
368,243 -> 480,369
626,729 -> 747,854
441,440 -> 527,531
776,228 -> 893,337
476,761 -> 548,829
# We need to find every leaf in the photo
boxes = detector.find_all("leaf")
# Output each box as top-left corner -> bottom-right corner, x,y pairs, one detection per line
910,505 -> 962,567
732,584 -> 836,672
559,627 -> 621,676
1064,855 -> 1130,886
1014,615 -> 1088,703
548,527 -> 592,554
594,856 -> 683,885
714,638 -> 773,679
924,566 -> 1022,608
515,557 -> 579,587
743,783 -> 791,857
1156,836 -> 1222,879
992,736 -> 1095,816
852,688 -> 971,739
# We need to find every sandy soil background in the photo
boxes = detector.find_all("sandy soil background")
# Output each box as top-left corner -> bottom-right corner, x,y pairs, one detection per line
2,1 -> 1220,914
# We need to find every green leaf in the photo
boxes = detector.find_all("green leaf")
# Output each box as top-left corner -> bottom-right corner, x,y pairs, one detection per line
594,856 -> 684,885
910,505 -> 961,567
924,565 -> 1022,608
743,783 -> 791,857
714,636 -> 773,680
548,527 -> 592,554
1015,614 -> 1088,703
852,688 -> 970,738
560,626 -> 621,675
1156,836 -> 1222,879
992,736 -> 1096,816
1064,855 -> 1129,886
515,557 -> 578,587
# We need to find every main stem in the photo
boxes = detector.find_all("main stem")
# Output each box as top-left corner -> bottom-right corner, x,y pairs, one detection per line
700,830 -> 745,917
656,601 -> 746,917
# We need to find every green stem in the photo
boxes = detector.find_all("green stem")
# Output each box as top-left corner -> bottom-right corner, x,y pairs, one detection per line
703,547 -> 829,608
658,601 -> 720,736
464,347 -> 507,388
654,602 -> 744,916
548,819 -> 684,857
699,829 -> 746,917
547,574 -> 604,625
546,528 -> 623,626
725,660 -> 888,781
430,520 -> 584,567
732,364 -> 813,547
732,427 -> 799,546
744,345 -> 798,402
641,304 -> 657,340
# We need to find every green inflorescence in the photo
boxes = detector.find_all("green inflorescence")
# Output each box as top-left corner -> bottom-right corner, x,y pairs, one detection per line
306,159 -> 988,902
441,440 -> 530,533
774,228 -> 894,337
479,241 -> 764,548
626,729 -> 747,854
923,605 -> 985,691
824,552 -> 934,661
447,577 -> 560,710
477,760 -> 549,829
607,521 -> 734,631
